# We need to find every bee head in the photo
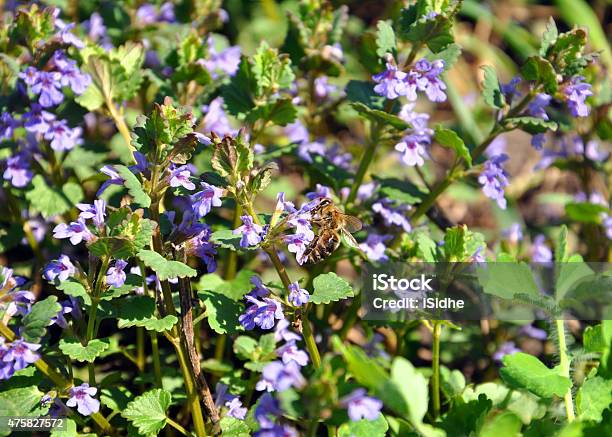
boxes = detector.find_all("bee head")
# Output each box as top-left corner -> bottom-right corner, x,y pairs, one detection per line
317,197 -> 332,208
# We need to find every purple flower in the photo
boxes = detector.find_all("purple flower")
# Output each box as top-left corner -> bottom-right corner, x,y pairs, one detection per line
66,383 -> 100,416
0,112 -> 17,140
256,361 -> 305,392
202,37 -> 241,78
314,76 -> 336,100
52,51 -> 92,95
285,233 -> 311,265
395,134 -> 428,166
3,153 -> 32,187
531,133 -> 546,150
225,397 -> 247,420
191,182 -> 223,217
169,165 -> 196,190
287,212 -> 314,241
493,341 -> 520,362
287,282 -> 309,307
55,21 -> 85,48
50,297 -> 79,328
254,425 -> 298,437
97,165 -> 125,196
274,319 -> 301,343
359,233 -> 392,262
106,260 -> 128,287
372,199 -> 411,232
250,276 -> 270,298
501,76 -> 522,102
159,2 -> 175,22
136,4 -> 158,25
484,135 -> 507,158
340,388 -> 383,421
527,93 -> 551,120
603,214 -> 612,240
520,324 -> 547,340
82,12 -> 107,41
23,104 -> 55,133
502,223 -> 523,244
233,215 -> 264,248
564,76 -> 592,117
531,235 -> 552,262
5,290 -> 35,318
29,71 -> 64,107
285,121 -> 309,144
372,61 -> 408,99
305,184 -> 332,200
76,199 -> 106,227
191,230 -> 218,273
297,140 -> 326,163
255,393 -> 282,429
2,339 -> 41,374
44,119 -> 83,151
276,341 -> 308,366
43,255 -> 76,283
201,97 -> 234,136
239,296 -> 284,330
52,218 -> 93,245
478,154 -> 509,209
414,58 -> 447,102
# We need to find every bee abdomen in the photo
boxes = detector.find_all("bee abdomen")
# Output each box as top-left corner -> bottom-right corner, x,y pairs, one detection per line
304,231 -> 340,264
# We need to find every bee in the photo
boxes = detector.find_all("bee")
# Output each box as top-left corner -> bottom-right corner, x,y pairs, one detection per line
302,198 -> 363,264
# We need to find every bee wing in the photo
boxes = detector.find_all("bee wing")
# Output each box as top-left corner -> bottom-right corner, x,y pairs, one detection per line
342,214 -> 363,233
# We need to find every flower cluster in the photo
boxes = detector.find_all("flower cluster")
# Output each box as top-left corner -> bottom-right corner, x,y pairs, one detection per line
373,57 -> 447,102
478,154 -> 510,209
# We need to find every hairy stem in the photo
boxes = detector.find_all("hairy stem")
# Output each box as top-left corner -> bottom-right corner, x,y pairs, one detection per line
556,319 -> 575,422
85,255 -> 109,386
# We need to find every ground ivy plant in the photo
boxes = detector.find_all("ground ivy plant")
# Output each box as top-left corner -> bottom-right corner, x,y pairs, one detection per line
0,1 -> 610,436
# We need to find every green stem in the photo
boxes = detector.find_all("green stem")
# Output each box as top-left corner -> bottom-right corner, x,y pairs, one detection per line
150,332 -> 163,388
346,124 -> 381,206
555,319 -> 575,422
302,305 -> 322,369
106,98 -> 136,163
431,321 -> 442,419
136,327 -> 145,372
167,417 -> 190,436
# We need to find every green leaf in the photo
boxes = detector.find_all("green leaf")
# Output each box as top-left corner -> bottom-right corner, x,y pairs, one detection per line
0,386 -> 44,423
339,415 -> 389,437
476,263 -> 540,299
439,394 -> 492,436
374,176 -> 428,205
440,366 -> 466,400
345,80 -> 384,110
375,20 -> 396,58
564,202 -> 608,223
197,269 -> 256,301
443,225 -> 486,262
576,376 -> 612,422
555,225 -> 569,262
137,250 -> 196,281
248,162 -> 277,195
25,175 -> 84,219
220,417 -> 251,436
434,126 -> 472,166
480,411 -> 522,437
481,66 -> 505,109
211,133 -> 253,185
311,272 -> 354,304
500,352 -> 571,398
503,116 -> 557,135
539,17 -> 558,57
246,98 -> 297,127
221,56 -> 256,117
21,296 -> 61,343
122,389 -> 171,436
399,10 -> 454,53
428,43 -> 462,69
56,278 -> 92,305
199,290 -> 244,335
350,102 -> 410,130
114,165 -> 151,208
116,296 -> 179,332
59,338 -> 110,363
521,56 -> 558,94
583,324 -> 606,353
252,42 -> 295,96
233,333 -> 276,364
210,229 -> 251,252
